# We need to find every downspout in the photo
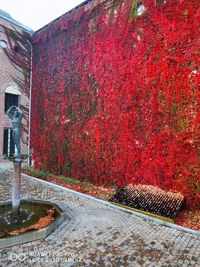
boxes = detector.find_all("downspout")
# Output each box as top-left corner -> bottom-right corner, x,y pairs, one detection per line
27,39 -> 33,166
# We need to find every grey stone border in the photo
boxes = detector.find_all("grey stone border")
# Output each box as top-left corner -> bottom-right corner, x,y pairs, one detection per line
22,173 -> 200,240
0,198 -> 78,249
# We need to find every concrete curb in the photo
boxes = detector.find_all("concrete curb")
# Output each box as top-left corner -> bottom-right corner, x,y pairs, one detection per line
22,173 -> 200,240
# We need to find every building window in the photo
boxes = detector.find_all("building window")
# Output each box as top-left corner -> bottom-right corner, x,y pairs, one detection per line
0,40 -> 7,48
14,45 -> 20,52
3,128 -> 15,156
4,93 -> 19,113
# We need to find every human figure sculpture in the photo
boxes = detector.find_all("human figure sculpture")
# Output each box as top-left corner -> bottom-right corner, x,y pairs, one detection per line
6,106 -> 23,157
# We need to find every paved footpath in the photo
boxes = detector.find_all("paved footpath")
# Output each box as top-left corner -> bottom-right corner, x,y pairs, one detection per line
0,171 -> 200,267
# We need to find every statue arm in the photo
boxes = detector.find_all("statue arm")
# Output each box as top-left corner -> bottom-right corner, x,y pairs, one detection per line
16,107 -> 23,120
6,106 -> 14,119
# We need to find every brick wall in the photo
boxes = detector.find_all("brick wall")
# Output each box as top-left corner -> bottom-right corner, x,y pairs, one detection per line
0,17 -> 30,162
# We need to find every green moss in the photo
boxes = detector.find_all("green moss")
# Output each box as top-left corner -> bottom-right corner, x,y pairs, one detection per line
23,167 -> 50,180
131,0 -> 138,18
60,176 -> 79,185
80,180 -> 94,189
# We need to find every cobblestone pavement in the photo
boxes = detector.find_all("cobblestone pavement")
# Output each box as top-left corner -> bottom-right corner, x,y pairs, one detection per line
0,171 -> 200,267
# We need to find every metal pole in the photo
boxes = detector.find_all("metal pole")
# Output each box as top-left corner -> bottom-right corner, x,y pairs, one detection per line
12,158 -> 22,215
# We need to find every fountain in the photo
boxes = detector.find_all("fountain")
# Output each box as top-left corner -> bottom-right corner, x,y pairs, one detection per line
6,105 -> 23,215
0,106 -> 66,248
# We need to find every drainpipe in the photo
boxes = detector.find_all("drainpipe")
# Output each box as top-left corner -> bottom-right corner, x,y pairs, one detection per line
27,39 -> 32,166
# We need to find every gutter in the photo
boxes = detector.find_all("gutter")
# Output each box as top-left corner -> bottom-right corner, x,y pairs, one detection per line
27,40 -> 33,166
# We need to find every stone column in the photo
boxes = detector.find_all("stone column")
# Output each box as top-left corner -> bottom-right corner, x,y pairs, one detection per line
12,158 -> 22,216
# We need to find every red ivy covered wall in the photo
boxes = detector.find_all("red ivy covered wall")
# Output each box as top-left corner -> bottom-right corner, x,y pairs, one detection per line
31,0 -> 200,207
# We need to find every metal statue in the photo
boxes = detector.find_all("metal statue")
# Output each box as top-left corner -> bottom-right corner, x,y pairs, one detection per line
6,106 -> 23,157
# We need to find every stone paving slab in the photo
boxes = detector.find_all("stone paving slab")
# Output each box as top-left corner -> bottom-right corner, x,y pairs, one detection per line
0,170 -> 200,267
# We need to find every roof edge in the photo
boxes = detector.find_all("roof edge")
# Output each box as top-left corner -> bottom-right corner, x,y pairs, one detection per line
34,0 -> 93,34
0,12 -> 33,34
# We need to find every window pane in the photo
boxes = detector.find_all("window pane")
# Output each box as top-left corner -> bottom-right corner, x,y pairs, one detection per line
5,93 -> 19,113
3,129 -> 8,155
3,129 -> 15,156
10,130 -> 15,155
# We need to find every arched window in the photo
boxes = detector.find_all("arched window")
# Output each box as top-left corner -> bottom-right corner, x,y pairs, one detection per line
4,86 -> 21,113
0,40 -> 7,49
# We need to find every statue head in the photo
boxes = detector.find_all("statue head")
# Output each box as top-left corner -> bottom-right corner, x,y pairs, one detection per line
13,108 -> 21,118
6,106 -> 23,121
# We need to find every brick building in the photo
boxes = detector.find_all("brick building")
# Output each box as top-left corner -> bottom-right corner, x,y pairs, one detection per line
0,10 -> 32,162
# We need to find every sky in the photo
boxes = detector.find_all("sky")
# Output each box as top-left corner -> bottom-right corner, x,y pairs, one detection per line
0,0 -> 85,31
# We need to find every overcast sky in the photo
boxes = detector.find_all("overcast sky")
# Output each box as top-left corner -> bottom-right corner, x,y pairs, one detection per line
0,0 -> 84,31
